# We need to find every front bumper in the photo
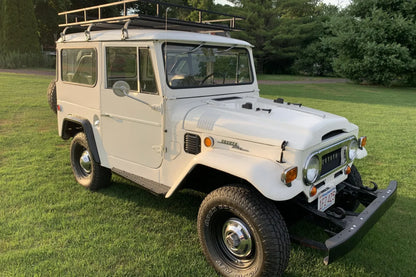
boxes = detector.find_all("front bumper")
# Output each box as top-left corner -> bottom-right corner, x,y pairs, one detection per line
293,180 -> 397,264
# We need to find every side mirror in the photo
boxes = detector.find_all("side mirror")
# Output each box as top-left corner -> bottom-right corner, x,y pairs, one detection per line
112,81 -> 130,97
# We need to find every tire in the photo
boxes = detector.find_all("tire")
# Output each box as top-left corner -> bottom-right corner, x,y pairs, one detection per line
70,132 -> 111,190
47,80 -> 57,114
336,165 -> 362,211
197,185 -> 290,277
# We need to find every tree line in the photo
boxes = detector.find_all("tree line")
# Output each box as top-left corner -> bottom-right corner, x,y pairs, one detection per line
0,0 -> 415,86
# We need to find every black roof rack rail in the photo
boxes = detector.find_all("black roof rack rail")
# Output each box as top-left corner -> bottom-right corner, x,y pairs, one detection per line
58,0 -> 244,35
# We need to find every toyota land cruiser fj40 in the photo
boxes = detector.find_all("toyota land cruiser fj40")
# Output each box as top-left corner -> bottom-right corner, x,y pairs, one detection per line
48,1 -> 397,276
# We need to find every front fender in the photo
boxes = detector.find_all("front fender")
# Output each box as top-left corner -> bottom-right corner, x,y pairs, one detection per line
166,149 -> 304,201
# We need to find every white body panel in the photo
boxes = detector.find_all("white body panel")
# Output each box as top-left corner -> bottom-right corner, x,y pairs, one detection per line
56,29 -> 366,202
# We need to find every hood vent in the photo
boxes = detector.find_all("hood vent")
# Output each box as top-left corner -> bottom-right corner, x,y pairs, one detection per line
184,133 -> 201,155
212,96 -> 241,101
322,129 -> 345,141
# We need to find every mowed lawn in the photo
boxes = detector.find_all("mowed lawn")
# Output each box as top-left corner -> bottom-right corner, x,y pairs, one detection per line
0,72 -> 415,276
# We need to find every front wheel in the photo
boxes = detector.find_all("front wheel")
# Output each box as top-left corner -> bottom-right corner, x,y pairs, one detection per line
197,185 -> 290,277
70,132 -> 111,190
336,165 -> 362,211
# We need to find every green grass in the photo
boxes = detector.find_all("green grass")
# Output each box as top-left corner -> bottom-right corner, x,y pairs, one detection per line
0,73 -> 415,276
257,74 -> 339,82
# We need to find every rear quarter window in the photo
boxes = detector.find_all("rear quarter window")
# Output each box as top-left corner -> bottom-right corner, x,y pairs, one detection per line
61,48 -> 97,86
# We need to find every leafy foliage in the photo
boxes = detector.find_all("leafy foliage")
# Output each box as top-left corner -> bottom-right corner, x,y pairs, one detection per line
0,51 -> 55,68
327,0 -> 416,85
229,0 -> 330,74
0,0 -> 40,53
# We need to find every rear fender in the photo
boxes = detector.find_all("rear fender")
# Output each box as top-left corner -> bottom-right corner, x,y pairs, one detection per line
166,149 -> 303,201
61,116 -> 101,164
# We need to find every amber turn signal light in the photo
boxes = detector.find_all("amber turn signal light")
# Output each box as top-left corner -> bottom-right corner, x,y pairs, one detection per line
344,166 -> 351,175
281,166 -> 297,186
204,137 -> 214,147
310,186 -> 318,197
359,136 -> 367,149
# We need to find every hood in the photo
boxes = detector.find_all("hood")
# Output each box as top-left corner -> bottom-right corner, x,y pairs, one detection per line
183,97 -> 357,150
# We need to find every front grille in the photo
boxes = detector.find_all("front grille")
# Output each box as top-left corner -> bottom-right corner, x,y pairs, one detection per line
321,148 -> 342,175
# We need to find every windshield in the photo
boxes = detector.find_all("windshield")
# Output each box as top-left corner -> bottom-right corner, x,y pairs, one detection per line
164,43 -> 253,89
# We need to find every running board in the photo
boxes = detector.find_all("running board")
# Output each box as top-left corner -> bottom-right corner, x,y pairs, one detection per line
112,168 -> 169,196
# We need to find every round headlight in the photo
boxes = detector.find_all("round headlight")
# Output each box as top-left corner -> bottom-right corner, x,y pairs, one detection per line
304,155 -> 320,184
349,139 -> 359,160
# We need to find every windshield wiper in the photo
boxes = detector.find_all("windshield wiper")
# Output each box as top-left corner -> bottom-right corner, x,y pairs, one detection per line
182,42 -> 205,54
216,45 -> 235,53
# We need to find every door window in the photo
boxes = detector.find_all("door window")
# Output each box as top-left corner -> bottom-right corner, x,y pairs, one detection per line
106,47 -> 158,95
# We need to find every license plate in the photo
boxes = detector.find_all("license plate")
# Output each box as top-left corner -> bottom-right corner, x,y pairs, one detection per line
318,187 -> 336,212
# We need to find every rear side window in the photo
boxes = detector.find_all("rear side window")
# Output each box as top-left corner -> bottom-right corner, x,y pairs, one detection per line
61,48 -> 97,86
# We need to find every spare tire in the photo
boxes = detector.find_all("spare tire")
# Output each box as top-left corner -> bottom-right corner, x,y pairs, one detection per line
47,80 -> 57,114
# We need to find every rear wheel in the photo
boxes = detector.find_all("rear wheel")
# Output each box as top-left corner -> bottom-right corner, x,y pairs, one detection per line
197,185 -> 290,277
70,132 -> 111,190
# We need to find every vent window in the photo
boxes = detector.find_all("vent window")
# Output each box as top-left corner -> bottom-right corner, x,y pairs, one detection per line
184,133 -> 201,155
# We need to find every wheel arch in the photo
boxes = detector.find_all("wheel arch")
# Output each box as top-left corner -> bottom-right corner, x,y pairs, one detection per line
173,164 -> 250,195
61,116 -> 101,164
166,149 -> 304,201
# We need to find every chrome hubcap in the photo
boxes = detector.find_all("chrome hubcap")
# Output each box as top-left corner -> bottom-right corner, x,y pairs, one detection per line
222,218 -> 252,258
79,150 -> 92,174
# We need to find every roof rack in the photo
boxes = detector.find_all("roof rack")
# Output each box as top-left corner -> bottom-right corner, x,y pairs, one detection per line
58,0 -> 243,39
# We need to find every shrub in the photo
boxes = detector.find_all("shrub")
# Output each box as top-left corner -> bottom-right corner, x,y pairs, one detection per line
0,51 -> 55,69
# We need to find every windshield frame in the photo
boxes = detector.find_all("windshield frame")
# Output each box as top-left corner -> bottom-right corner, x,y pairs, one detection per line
162,42 -> 254,90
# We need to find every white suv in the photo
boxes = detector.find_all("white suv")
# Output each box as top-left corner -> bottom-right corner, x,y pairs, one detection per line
49,1 -> 397,276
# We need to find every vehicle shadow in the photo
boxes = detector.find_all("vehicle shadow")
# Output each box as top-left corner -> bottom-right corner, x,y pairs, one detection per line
98,176 -> 413,277
99,175 -> 204,222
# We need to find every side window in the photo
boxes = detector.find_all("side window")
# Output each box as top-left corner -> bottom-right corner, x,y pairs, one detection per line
62,48 -> 97,86
139,49 -> 158,94
106,47 -> 137,90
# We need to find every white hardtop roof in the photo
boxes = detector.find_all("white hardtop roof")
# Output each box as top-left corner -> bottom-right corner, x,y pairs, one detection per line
58,29 -> 253,47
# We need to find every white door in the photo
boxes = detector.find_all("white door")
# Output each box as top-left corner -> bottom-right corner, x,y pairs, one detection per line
101,46 -> 163,169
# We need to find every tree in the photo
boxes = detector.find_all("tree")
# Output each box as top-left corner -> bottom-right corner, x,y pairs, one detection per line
34,0 -> 69,50
228,0 -> 326,74
328,0 -> 416,85
0,0 -> 40,53
292,3 -> 339,76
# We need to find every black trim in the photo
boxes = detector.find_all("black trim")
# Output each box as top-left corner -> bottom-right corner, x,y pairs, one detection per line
322,130 -> 345,141
184,133 -> 201,155
213,96 -> 242,101
62,116 -> 101,164
292,180 -> 397,265
112,167 -> 170,196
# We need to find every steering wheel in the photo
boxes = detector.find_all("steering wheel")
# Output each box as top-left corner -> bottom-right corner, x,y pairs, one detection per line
200,72 -> 226,85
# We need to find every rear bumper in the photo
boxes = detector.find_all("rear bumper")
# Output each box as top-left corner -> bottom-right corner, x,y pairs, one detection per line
324,180 -> 397,264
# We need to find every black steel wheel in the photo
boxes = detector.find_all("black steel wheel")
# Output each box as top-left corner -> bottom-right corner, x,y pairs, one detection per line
47,80 -> 57,114
336,165 -> 363,211
70,132 -> 111,190
197,185 -> 290,277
